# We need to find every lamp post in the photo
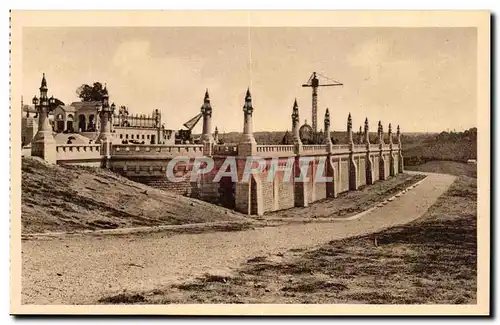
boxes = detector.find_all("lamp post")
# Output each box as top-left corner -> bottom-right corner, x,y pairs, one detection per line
96,87 -> 115,167
96,88 -> 114,144
31,73 -> 57,163
154,109 -> 161,144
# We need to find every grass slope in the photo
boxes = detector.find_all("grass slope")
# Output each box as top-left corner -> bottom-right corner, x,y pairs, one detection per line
21,157 -> 249,234
403,139 -> 476,166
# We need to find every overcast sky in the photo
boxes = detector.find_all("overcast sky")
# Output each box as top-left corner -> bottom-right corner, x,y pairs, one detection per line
22,27 -> 476,133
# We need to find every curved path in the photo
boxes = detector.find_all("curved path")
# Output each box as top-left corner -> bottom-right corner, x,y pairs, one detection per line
22,172 -> 456,304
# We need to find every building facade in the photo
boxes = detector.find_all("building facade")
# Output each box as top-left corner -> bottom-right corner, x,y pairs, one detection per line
22,75 -> 175,146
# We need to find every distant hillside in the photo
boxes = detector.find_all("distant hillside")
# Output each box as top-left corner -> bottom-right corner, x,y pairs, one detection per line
208,128 -> 477,165
218,131 -> 393,145
403,128 -> 477,165
21,158 -> 249,234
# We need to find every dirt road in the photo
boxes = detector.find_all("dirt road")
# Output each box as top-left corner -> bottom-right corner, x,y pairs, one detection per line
21,173 -> 456,304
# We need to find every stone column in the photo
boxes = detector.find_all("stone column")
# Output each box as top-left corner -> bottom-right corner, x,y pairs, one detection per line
397,125 -> 404,173
96,88 -> 113,166
291,99 -> 307,206
31,73 -> 57,164
324,108 -> 332,153
214,126 -> 219,144
388,123 -> 396,176
324,108 -> 336,198
201,89 -> 214,155
238,88 -> 257,156
365,118 -> 374,185
378,121 -> 387,180
235,88 -> 259,215
348,113 -> 358,190
154,109 -> 160,144
291,98 -> 303,154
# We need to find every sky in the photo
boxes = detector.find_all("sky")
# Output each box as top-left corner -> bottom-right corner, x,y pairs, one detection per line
22,27 -> 477,133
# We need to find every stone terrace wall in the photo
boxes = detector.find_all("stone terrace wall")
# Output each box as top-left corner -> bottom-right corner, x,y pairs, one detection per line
52,140 -> 402,215
55,144 -> 103,167
109,144 -> 204,197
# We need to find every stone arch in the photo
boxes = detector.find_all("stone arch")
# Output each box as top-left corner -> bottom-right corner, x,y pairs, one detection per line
78,114 -> 86,132
250,174 -> 263,216
219,176 -> 235,209
55,113 -> 64,133
66,114 -> 74,133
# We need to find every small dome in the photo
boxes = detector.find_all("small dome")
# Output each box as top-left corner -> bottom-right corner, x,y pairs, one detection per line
299,123 -> 313,143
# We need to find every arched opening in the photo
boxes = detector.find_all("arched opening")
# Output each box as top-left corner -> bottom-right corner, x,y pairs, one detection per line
66,114 -> 74,133
78,114 -> 86,132
55,113 -> 64,133
88,114 -> 96,132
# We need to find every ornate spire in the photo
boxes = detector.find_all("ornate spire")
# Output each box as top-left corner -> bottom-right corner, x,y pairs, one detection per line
102,84 -> 109,108
40,73 -> 47,90
364,118 -> 370,144
39,73 -> 48,99
347,113 -> 353,144
378,121 -> 384,144
388,123 -> 393,144
292,98 -> 299,123
324,108 -> 330,128
201,89 -> 212,117
245,87 -> 251,100
243,88 -> 253,115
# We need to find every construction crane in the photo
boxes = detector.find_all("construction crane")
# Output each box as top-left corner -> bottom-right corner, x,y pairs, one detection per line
302,71 -> 343,135
176,112 -> 203,144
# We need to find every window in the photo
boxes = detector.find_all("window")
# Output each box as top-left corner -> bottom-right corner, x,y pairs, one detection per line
137,134 -> 140,139
126,134 -> 129,139
147,135 -> 150,139
131,134 -> 134,139
142,135 -> 145,139
120,134 -> 123,139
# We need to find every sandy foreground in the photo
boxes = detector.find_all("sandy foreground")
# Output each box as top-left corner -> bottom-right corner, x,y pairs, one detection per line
21,173 -> 456,305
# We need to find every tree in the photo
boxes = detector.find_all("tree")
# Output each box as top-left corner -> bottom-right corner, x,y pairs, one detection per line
76,82 -> 106,102
53,98 -> 65,107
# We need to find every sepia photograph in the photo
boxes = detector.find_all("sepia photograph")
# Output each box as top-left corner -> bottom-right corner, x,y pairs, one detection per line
9,10 -> 490,315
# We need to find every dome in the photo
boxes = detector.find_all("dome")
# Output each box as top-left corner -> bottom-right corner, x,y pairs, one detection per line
299,122 -> 313,144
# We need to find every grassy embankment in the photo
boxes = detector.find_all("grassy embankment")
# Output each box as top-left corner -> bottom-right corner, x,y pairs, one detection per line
21,157 -> 251,234
403,128 -> 477,178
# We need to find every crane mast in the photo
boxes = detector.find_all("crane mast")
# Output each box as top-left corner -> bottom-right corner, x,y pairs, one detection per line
302,71 -> 343,142
311,76 -> 319,133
